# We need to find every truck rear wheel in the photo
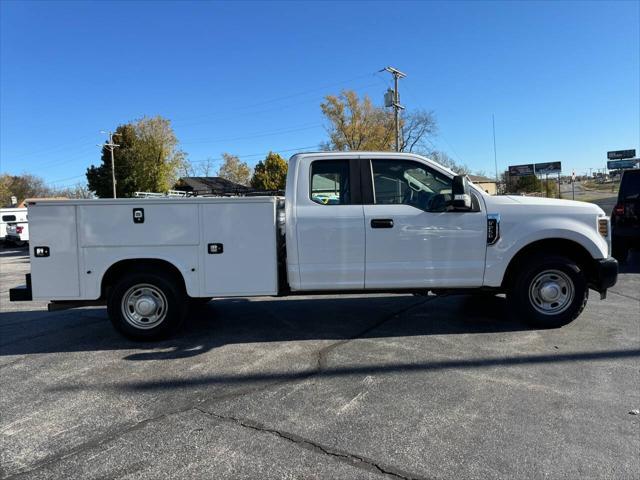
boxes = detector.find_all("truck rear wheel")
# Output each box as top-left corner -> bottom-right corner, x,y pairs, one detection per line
507,254 -> 588,329
107,270 -> 188,340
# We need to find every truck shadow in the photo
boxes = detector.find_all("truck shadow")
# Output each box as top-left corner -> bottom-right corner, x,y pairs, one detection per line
1,294 -> 526,358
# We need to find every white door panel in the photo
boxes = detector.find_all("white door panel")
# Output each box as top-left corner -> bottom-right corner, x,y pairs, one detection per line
364,204 -> 486,288
295,204 -> 365,289
294,156 -> 365,290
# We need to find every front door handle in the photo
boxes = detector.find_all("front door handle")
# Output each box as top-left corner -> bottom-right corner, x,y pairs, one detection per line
371,218 -> 394,229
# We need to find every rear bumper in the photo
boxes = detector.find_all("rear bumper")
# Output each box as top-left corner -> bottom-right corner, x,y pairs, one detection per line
5,234 -> 22,243
9,274 -> 32,301
590,257 -> 618,293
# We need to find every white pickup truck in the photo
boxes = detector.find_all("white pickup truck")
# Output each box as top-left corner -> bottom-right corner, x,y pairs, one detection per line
1,207 -> 28,245
10,152 -> 618,339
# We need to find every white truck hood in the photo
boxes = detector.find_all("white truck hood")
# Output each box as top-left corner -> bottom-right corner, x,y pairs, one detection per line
483,194 -> 605,216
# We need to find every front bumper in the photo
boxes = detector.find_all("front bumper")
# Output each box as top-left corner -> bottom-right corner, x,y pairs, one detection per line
590,257 -> 618,294
9,273 -> 32,301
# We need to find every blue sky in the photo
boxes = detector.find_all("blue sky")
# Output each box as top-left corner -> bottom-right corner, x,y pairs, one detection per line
1,0 -> 638,189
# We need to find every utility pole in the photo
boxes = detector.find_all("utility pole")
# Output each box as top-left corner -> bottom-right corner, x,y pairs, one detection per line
492,114 -> 499,186
99,131 -> 120,198
381,66 -> 406,152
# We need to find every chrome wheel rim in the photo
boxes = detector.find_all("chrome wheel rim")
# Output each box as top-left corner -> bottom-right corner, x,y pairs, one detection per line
528,269 -> 574,315
121,283 -> 168,329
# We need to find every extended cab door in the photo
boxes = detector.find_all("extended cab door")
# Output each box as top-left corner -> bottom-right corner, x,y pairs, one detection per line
292,156 -> 365,290
362,158 -> 486,289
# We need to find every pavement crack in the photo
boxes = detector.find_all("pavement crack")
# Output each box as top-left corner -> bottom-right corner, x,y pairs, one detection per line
5,297 -> 436,479
608,289 -> 639,301
193,407 -> 428,480
3,406 -> 195,480
316,297 -> 435,371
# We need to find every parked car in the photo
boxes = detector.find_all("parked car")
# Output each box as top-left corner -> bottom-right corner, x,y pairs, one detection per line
611,168 -> 640,262
1,207 -> 27,244
5,221 -> 29,247
10,152 -> 617,340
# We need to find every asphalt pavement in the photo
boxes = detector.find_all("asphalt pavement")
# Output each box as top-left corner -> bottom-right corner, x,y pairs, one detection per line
1,245 -> 639,479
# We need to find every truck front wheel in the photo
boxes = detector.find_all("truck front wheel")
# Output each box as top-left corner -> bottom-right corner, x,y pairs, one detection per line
507,255 -> 588,329
107,270 -> 188,340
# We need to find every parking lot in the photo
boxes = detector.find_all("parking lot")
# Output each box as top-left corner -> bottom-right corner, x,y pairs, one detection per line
1,245 -> 639,479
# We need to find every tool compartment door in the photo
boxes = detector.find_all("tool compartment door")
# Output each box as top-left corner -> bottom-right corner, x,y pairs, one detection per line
29,204 -> 81,299
200,200 -> 278,296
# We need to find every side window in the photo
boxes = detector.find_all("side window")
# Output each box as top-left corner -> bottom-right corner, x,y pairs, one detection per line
310,160 -> 351,205
2,215 -> 16,222
371,159 -> 453,212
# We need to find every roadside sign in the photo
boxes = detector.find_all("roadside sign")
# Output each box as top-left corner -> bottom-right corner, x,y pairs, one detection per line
607,158 -> 639,170
607,149 -> 635,160
508,164 -> 534,176
534,161 -> 562,174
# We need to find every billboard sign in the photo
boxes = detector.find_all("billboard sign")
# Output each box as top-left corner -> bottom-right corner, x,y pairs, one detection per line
607,159 -> 639,170
508,164 -> 534,177
607,149 -> 635,160
534,161 -> 562,174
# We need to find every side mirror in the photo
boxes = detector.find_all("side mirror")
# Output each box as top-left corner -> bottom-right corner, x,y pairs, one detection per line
451,175 -> 472,211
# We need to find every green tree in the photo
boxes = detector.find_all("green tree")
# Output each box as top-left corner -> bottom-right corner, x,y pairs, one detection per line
86,123 -> 137,198
251,152 -> 288,190
132,116 -> 186,192
515,175 -> 541,193
86,116 -> 185,197
218,153 -> 251,186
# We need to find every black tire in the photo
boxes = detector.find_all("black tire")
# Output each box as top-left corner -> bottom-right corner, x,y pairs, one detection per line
612,237 -> 628,263
107,269 -> 188,340
507,254 -> 588,329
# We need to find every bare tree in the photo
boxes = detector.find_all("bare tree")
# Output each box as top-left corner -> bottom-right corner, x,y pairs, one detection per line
429,151 -> 471,175
400,109 -> 437,153
199,157 -> 216,177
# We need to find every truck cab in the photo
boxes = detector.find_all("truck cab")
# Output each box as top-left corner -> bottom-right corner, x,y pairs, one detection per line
285,152 -> 487,291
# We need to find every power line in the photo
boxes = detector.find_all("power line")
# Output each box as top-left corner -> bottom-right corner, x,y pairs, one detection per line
181,123 -> 323,146
5,71 -> 380,166
174,80 -> 380,131
46,174 -> 85,185
187,144 -> 320,165
34,144 -> 98,170
171,73 -> 379,127
4,134 -> 96,162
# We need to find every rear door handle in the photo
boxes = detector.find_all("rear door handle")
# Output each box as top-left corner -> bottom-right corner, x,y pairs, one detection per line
371,218 -> 394,229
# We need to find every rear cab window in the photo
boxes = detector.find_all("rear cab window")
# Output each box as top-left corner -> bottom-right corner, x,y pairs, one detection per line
310,160 -> 351,205
2,215 -> 16,222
